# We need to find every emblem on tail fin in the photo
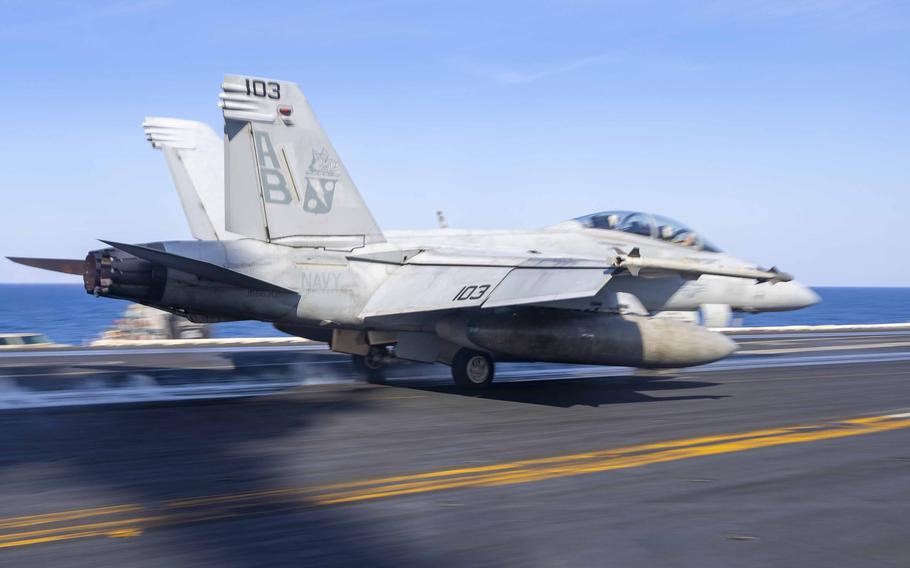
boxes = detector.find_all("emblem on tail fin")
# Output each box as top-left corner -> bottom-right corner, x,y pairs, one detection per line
253,130 -> 341,213
303,148 -> 340,214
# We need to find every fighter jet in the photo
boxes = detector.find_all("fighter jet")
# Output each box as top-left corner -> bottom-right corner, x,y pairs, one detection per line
10,75 -> 818,387
141,115 -> 817,328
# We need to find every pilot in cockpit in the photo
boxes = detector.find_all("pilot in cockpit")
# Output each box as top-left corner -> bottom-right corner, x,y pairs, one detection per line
659,224 -> 698,247
678,232 -> 697,247
575,211 -> 721,252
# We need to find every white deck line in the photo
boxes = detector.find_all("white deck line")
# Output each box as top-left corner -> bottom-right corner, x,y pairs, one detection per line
4,322 -> 908,351
89,337 -> 315,347
713,323 -> 910,334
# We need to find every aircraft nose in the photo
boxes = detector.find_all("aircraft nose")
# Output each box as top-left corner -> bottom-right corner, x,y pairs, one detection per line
788,281 -> 820,309
768,280 -> 820,310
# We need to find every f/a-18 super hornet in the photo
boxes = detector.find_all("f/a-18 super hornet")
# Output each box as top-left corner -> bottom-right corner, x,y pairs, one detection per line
10,75 -> 819,387
139,113 -> 817,329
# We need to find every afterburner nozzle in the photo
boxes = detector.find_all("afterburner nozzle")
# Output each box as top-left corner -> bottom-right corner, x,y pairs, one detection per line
82,247 -> 166,302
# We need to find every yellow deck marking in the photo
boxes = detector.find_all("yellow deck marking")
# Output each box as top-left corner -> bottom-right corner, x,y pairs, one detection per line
0,529 -> 128,549
0,504 -> 144,530
314,417 -> 910,505
106,527 -> 143,538
163,423 -> 808,510
0,511 -> 241,549
0,516 -> 167,544
3,413 -> 910,550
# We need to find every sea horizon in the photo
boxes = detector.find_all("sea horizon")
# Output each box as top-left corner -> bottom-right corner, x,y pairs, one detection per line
1,284 -> 908,346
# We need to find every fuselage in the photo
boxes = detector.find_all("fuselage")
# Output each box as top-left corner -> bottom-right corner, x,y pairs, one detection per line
387,223 -> 818,315
134,221 -> 817,331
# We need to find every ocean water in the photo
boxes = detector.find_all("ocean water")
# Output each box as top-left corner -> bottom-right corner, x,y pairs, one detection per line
0,284 -> 285,346
0,284 -> 908,346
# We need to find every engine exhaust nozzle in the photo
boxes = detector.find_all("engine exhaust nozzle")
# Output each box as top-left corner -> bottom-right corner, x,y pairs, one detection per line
82,247 -> 166,302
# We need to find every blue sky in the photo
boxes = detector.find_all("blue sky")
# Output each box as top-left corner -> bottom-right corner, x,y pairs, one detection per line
1,0 -> 907,285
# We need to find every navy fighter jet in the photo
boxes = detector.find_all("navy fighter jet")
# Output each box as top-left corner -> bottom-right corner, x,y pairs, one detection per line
140,116 -> 817,328
10,75 -> 818,387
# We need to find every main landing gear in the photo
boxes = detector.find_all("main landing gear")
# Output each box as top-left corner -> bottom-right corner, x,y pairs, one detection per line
351,345 -> 390,384
353,346 -> 496,389
451,348 -> 495,389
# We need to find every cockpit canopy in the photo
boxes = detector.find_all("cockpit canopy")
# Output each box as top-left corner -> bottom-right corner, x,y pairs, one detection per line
575,210 -> 721,252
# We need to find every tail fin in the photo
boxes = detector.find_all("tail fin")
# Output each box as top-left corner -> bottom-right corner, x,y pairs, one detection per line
218,75 -> 384,248
142,117 -> 234,241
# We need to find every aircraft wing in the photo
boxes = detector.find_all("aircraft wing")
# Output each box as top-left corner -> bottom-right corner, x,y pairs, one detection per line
356,249 -> 613,321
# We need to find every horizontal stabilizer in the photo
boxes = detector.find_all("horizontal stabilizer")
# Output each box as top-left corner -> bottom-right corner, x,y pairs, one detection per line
7,257 -> 84,276
101,241 -> 296,295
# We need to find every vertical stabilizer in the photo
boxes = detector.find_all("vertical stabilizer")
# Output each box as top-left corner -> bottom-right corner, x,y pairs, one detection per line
218,75 -> 384,248
143,117 -> 235,240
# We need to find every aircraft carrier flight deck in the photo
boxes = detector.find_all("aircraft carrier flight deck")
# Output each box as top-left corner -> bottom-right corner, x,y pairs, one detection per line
1,329 -> 909,567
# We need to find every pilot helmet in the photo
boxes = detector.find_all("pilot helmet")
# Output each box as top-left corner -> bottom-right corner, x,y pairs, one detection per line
606,214 -> 619,228
659,225 -> 674,240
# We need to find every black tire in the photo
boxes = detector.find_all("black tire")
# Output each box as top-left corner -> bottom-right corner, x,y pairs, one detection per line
352,346 -> 388,384
452,349 -> 495,389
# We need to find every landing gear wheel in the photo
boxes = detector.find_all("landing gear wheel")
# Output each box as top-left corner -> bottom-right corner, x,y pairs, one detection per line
352,346 -> 388,384
452,349 -> 495,389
